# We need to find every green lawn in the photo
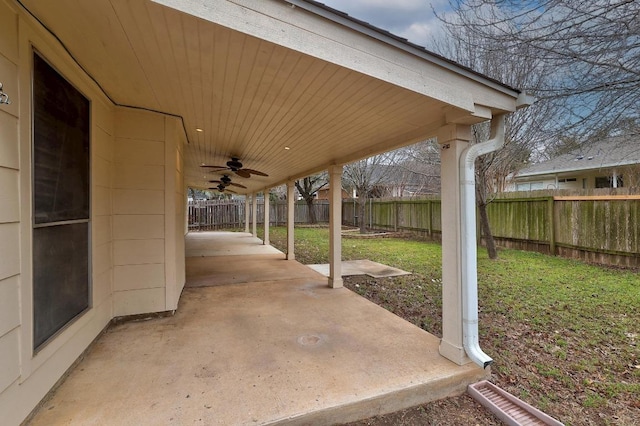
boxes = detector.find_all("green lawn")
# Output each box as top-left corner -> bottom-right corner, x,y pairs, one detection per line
261,226 -> 640,425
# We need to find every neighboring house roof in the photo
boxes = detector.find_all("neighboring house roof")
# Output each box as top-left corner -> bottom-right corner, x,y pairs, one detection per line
516,136 -> 640,178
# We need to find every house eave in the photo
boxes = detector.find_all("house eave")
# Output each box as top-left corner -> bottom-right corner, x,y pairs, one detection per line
287,0 -> 522,99
516,159 -> 639,180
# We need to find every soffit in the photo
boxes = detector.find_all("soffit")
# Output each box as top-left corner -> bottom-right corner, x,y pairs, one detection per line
21,0 -> 518,194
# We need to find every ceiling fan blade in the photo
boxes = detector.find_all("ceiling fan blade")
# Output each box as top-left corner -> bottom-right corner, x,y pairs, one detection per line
228,182 -> 247,189
201,165 -> 228,169
243,168 -> 269,177
208,180 -> 224,184
235,169 -> 251,178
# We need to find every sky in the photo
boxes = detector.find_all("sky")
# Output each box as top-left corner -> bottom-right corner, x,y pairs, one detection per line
318,0 -> 451,48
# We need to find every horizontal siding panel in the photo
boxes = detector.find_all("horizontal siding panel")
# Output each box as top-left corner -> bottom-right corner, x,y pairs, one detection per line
92,268 -> 112,308
113,287 -> 165,317
0,167 -> 19,223
113,189 -> 165,215
0,112 -> 18,169
93,185 -> 112,217
92,241 -> 112,277
113,164 -> 164,191
115,110 -> 164,141
113,239 -> 164,266
0,1 -> 18,62
0,275 -> 19,337
0,327 -> 20,394
115,138 -> 165,165
0,223 -> 19,280
114,264 -> 165,291
113,214 -> 164,240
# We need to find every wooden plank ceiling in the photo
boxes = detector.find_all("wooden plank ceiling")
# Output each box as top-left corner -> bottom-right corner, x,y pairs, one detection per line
23,0 -> 452,194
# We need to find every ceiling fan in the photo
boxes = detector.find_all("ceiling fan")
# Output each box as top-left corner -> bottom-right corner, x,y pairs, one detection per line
209,183 -> 237,194
200,157 -> 268,178
208,174 -> 247,189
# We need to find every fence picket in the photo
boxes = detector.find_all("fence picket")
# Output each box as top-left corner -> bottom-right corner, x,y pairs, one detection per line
188,192 -> 639,268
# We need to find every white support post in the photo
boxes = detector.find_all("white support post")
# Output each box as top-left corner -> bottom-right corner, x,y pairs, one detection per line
252,193 -> 258,238
328,165 -> 343,288
286,182 -> 295,260
263,190 -> 270,245
244,196 -> 250,233
437,124 -> 472,365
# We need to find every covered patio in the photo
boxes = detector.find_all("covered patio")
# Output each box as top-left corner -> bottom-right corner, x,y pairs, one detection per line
28,232 -> 485,425
0,0 -> 528,424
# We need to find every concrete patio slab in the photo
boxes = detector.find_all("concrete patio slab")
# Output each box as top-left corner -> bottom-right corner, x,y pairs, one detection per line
186,254 -> 325,287
186,231 -> 281,257
27,232 -> 487,425
307,260 -> 411,279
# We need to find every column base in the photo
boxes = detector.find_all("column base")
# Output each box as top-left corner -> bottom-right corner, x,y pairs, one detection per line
439,339 -> 471,365
328,277 -> 343,288
286,253 -> 295,260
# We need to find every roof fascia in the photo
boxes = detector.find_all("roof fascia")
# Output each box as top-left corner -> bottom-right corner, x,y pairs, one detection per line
518,160 -> 638,178
287,0 -> 521,98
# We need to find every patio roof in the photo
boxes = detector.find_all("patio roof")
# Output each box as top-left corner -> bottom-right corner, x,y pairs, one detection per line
27,232 -> 486,425
19,0 -> 522,194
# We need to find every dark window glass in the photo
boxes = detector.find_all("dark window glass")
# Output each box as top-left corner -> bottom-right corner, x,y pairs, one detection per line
33,223 -> 89,348
595,177 -> 610,188
595,175 -> 624,188
33,54 -> 90,224
32,52 -> 90,350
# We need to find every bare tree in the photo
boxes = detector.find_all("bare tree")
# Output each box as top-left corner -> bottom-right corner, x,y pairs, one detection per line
431,0 -> 639,257
440,0 -> 640,143
433,10 -> 557,258
394,139 -> 442,194
295,174 -> 328,224
343,153 -> 397,233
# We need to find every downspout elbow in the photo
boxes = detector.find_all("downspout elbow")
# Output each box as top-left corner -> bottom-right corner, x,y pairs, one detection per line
459,114 -> 506,369
462,114 -> 506,172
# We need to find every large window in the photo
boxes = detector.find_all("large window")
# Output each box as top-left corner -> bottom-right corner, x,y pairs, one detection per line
595,175 -> 623,188
32,52 -> 91,351
516,182 -> 543,191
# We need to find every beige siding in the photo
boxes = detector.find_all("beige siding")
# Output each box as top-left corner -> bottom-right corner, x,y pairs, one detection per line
92,98 -> 115,313
0,1 -> 185,423
0,0 -> 20,403
0,109 -> 18,169
0,1 -> 118,423
113,189 -> 165,214
0,328 -> 20,392
112,109 -> 167,316
165,118 -> 186,310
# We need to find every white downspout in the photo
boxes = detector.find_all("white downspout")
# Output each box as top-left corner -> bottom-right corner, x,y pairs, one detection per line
459,114 -> 506,368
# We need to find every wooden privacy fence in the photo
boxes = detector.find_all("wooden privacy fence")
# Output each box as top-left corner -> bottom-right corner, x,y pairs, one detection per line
188,199 -> 329,230
188,192 -> 639,267
342,197 -> 443,239
344,193 -> 640,268
487,194 -> 640,268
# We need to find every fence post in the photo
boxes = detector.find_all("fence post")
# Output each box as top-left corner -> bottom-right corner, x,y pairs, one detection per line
427,200 -> 432,237
394,200 -> 398,232
548,196 -> 556,256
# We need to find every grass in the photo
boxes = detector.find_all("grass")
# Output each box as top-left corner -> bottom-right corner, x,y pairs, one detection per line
261,226 -> 640,425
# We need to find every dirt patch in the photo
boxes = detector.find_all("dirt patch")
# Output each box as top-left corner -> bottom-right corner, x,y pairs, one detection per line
344,393 -> 501,425
341,275 -> 640,426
